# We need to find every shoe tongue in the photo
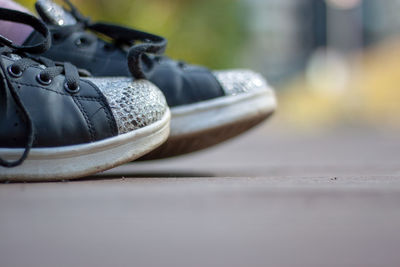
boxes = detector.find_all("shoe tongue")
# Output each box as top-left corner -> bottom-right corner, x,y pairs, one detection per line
35,0 -> 77,26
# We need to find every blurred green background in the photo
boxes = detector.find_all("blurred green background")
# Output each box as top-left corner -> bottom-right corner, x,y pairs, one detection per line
18,0 -> 247,69
15,0 -> 400,130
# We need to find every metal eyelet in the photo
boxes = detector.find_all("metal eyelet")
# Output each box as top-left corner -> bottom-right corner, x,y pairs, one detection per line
75,37 -> 90,47
52,33 -> 62,42
64,82 -> 80,94
7,65 -> 23,78
178,61 -> 186,69
36,73 -> 52,85
103,43 -> 114,51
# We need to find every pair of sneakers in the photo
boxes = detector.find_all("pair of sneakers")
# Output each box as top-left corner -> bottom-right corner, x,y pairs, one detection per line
0,0 -> 276,181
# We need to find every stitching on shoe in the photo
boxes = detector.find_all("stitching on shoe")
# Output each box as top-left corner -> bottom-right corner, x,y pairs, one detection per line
77,80 -> 117,140
72,96 -> 96,142
12,81 -> 104,101
83,79 -> 119,135
13,80 -> 118,137
78,99 -> 116,136
99,101 -> 116,135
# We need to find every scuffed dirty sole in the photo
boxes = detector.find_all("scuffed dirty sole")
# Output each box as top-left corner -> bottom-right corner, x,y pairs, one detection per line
140,88 -> 276,160
0,110 -> 170,182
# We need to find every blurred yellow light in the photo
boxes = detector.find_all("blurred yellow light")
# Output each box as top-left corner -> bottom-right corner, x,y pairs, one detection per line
306,49 -> 350,95
326,0 -> 362,9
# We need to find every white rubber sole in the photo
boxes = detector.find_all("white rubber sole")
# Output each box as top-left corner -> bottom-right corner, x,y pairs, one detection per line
140,86 -> 276,160
0,110 -> 170,182
170,87 -> 277,137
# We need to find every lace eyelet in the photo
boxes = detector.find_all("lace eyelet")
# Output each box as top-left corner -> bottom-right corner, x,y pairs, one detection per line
36,73 -> 52,85
52,33 -> 63,43
75,37 -> 90,47
64,82 -> 80,94
7,65 -> 23,78
103,43 -> 114,51
178,61 -> 186,69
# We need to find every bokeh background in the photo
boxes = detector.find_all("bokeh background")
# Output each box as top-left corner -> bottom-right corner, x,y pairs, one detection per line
18,0 -> 400,130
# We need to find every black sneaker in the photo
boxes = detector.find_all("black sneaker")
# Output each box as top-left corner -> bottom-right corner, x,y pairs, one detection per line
25,0 -> 277,159
0,8 -> 170,181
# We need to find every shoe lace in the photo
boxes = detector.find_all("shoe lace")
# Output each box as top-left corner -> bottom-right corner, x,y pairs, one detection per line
60,0 -> 168,79
0,8 -> 80,168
